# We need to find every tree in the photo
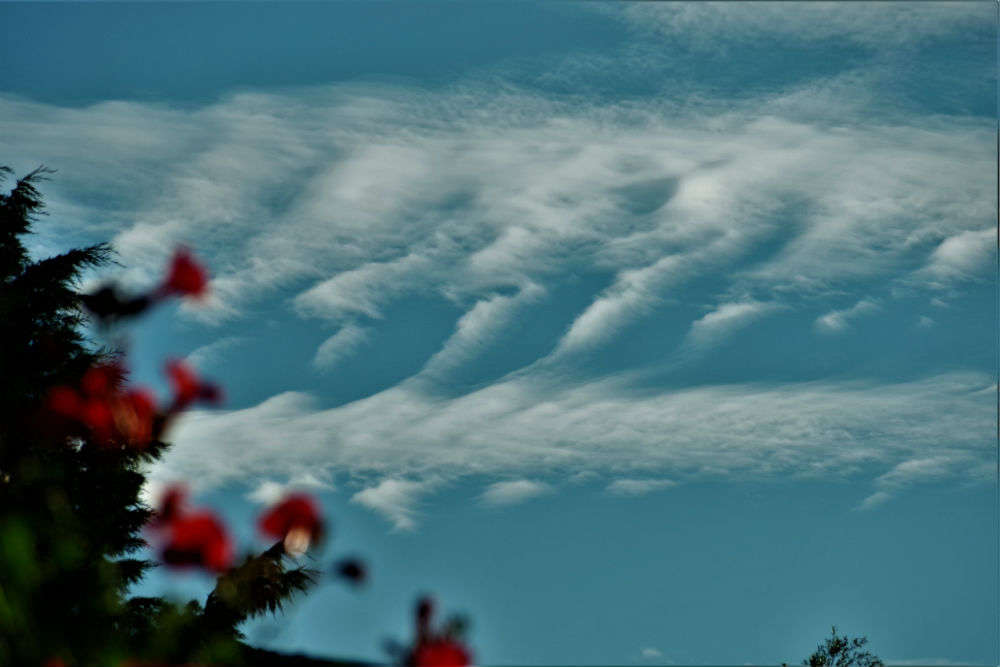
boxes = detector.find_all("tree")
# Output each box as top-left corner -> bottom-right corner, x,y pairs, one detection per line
0,167 -> 326,666
803,626 -> 884,667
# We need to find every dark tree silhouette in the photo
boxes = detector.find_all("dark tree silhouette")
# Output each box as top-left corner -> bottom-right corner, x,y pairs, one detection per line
803,626 -> 885,667
0,167 -> 329,666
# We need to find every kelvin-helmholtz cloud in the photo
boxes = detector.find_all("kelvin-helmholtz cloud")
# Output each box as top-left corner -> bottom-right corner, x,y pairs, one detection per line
2,2 -> 994,528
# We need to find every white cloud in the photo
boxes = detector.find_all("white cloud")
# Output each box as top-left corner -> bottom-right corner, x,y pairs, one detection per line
858,455 -> 974,510
246,472 -> 334,505
611,2 -> 992,50
246,480 -> 288,506
815,299 -> 880,334
917,228 -> 995,287
686,301 -> 782,348
149,372 -> 994,515
419,283 -> 545,381
607,479 -> 677,496
917,315 -> 935,329
313,323 -> 370,370
4,33 -> 994,526
480,480 -> 552,507
3,63 -> 991,356
350,479 -> 430,531
185,336 -> 246,369
640,647 -> 664,661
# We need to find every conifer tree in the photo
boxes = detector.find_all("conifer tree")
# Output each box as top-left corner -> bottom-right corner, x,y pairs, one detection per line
0,167 -> 323,666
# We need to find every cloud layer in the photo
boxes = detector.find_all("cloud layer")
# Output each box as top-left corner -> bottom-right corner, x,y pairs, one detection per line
3,7 -> 994,528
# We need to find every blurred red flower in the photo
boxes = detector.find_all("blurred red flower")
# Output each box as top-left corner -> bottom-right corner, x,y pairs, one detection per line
46,363 -> 157,447
411,639 -> 471,667
160,511 -> 232,573
111,389 -> 157,446
258,493 -> 325,555
407,596 -> 472,667
149,484 -> 232,573
165,359 -> 222,411
159,246 -> 208,299
149,484 -> 187,528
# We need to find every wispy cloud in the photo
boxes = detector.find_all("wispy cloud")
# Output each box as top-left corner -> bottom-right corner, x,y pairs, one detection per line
640,646 -> 665,661
153,372 -> 994,517
815,299 -> 880,334
185,336 -> 247,370
480,479 -> 552,507
607,479 -> 677,497
611,2 -> 992,50
246,472 -> 333,506
686,301 -> 783,349
916,228 -> 996,288
350,478 -> 431,531
858,456 -> 975,510
313,323 -> 370,371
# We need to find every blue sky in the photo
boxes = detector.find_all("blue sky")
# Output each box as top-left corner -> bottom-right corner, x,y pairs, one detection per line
1,2 -> 997,664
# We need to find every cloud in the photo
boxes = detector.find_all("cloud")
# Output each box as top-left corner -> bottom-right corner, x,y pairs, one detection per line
350,479 -> 430,531
815,299 -> 880,334
246,472 -> 334,505
312,323 -> 370,370
610,2 -> 992,50
858,456 -> 975,510
150,372 -> 994,515
3,58 -> 991,358
686,301 -> 782,348
418,283 -> 545,381
640,647 -> 664,660
185,336 -> 247,369
3,25 -> 994,524
917,228 -> 996,287
606,479 -> 677,497
480,479 -> 552,507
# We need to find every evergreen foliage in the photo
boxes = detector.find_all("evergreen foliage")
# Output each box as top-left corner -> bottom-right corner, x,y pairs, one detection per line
0,167 -> 324,666
803,626 -> 885,667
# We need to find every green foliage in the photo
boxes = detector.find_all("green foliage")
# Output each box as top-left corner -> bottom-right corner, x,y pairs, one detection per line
205,541 -> 320,638
804,626 -> 884,667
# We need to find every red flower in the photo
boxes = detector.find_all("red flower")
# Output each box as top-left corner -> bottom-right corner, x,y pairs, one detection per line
111,389 -> 157,446
159,246 -> 208,299
160,511 -> 232,573
151,484 -> 188,528
258,493 -> 325,555
80,362 -> 121,397
45,363 -> 157,447
407,596 -> 472,667
165,359 -> 222,411
411,639 -> 471,667
46,385 -> 82,418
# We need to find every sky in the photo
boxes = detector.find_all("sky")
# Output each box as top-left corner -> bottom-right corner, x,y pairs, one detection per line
1,2 -> 997,665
